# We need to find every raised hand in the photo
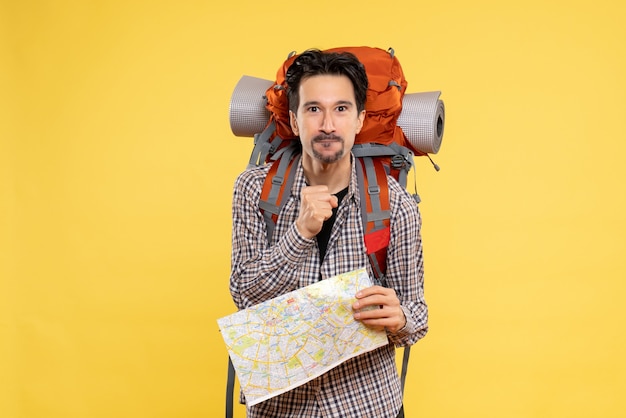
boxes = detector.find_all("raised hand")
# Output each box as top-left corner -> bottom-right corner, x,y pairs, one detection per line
295,185 -> 338,239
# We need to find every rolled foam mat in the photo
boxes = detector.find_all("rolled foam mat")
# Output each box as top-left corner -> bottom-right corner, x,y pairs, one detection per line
229,75 -> 445,154
397,91 -> 445,154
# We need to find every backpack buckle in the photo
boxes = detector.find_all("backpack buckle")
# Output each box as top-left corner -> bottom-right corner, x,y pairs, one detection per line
391,154 -> 407,170
368,185 -> 380,195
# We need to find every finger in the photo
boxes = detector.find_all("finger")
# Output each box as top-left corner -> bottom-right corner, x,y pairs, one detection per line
355,314 -> 391,332
354,291 -> 400,310
354,306 -> 405,333
301,185 -> 331,201
355,285 -> 393,299
303,185 -> 330,193
353,295 -> 387,310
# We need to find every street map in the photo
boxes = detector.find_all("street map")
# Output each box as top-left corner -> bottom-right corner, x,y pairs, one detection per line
217,268 -> 388,406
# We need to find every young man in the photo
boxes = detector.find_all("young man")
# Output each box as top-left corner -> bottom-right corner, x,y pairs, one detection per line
229,49 -> 428,417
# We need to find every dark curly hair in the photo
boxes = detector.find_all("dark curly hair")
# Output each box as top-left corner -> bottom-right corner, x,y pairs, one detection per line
285,49 -> 368,114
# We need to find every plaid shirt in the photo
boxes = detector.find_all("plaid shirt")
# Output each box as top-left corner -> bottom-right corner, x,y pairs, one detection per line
230,156 -> 428,417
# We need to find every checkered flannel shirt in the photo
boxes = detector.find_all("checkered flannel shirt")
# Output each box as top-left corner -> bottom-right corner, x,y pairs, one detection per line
229,156 -> 428,417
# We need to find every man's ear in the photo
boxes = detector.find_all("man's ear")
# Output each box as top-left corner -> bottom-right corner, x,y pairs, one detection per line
355,109 -> 366,134
289,110 -> 299,136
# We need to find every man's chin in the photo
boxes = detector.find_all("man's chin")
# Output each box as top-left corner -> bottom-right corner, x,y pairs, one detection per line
313,149 -> 345,164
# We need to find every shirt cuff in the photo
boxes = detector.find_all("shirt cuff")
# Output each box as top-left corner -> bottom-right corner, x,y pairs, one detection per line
389,305 -> 417,341
276,223 -> 316,265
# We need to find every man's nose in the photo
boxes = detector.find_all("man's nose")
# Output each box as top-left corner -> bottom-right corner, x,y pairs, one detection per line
320,111 -> 335,133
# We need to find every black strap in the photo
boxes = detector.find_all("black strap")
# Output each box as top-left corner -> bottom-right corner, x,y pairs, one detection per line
396,403 -> 405,418
226,357 -> 235,418
400,345 -> 411,394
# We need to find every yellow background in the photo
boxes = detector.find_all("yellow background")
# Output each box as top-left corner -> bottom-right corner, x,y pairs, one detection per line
1,0 -> 625,417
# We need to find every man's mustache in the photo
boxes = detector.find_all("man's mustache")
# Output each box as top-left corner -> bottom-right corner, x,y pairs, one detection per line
312,134 -> 343,142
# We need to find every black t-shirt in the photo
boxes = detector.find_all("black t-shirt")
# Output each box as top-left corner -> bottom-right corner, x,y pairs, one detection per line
316,186 -> 349,263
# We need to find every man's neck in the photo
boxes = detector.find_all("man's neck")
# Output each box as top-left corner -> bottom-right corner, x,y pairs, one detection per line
302,155 -> 351,194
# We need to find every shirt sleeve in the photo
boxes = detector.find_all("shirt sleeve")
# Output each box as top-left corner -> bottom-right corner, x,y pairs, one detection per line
384,180 -> 429,346
229,168 -> 316,309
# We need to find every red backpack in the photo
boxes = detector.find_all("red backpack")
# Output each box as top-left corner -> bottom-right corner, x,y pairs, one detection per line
226,46 -> 445,417
233,46 -> 444,279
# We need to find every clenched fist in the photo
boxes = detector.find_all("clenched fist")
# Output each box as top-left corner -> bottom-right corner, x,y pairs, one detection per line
295,185 -> 338,239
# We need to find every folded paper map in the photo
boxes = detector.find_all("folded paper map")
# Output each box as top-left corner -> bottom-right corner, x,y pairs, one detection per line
217,267 -> 388,406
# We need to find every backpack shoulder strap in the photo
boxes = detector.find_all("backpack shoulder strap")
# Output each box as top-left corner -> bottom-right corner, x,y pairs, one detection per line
355,156 -> 391,280
352,142 -> 414,188
355,155 -> 413,397
258,145 -> 301,243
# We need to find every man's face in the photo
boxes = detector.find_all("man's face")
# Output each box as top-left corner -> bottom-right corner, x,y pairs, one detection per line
289,74 -> 365,166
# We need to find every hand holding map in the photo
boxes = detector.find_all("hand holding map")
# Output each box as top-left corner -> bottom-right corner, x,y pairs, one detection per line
217,268 -> 388,406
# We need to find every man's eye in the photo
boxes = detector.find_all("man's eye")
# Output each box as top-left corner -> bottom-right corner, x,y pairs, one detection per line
337,106 -> 347,112
308,106 -> 319,112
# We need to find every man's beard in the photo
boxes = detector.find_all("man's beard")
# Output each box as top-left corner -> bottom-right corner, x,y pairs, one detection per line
312,134 -> 344,164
